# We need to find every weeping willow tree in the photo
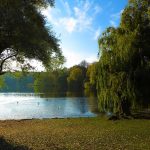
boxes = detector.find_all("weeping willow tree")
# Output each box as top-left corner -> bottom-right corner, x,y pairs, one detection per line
97,0 -> 150,115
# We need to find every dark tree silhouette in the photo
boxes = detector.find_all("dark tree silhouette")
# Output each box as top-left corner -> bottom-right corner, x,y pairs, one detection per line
0,0 -> 64,74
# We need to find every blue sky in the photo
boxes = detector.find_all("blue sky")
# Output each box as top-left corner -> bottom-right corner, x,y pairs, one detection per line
42,0 -> 128,67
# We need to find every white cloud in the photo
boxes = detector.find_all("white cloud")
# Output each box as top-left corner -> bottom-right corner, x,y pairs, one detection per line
42,0 -> 103,33
59,17 -> 77,33
42,6 -> 60,26
64,0 -> 92,32
94,5 -> 103,14
57,1 -> 94,33
83,0 -> 91,11
94,27 -> 101,40
73,6 -> 93,31
63,48 -> 98,68
60,0 -> 71,16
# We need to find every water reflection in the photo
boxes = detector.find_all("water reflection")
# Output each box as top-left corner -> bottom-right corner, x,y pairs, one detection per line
0,93 -> 98,120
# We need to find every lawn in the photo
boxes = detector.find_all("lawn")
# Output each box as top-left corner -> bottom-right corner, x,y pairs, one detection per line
0,117 -> 150,150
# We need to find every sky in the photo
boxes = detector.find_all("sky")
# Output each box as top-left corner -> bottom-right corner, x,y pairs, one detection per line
42,0 -> 128,68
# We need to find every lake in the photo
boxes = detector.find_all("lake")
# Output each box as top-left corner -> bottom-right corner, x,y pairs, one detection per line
0,93 -> 99,120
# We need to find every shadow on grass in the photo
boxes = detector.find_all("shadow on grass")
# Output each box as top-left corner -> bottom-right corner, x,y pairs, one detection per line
0,137 -> 28,150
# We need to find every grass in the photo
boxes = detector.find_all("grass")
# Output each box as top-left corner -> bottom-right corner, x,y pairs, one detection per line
0,117 -> 150,150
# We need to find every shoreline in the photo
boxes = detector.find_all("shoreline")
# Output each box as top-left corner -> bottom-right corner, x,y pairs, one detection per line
0,111 -> 150,121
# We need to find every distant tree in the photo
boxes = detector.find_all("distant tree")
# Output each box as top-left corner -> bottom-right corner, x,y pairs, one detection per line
97,0 -> 150,115
67,65 -> 86,92
34,69 -> 68,93
34,72 -> 54,93
84,62 -> 98,92
79,60 -> 89,68
55,68 -> 68,92
0,72 -> 34,92
0,76 -> 5,89
0,0 -> 64,75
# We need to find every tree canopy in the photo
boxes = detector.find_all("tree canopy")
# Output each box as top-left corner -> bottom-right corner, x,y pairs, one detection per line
34,69 -> 68,94
97,0 -> 150,115
67,65 -> 86,92
84,62 -> 98,92
0,0 -> 64,74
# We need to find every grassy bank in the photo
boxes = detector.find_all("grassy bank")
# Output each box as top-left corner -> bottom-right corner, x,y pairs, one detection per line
0,117 -> 150,150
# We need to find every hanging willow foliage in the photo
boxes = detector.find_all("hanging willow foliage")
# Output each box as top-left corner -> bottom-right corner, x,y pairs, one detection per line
97,0 -> 150,115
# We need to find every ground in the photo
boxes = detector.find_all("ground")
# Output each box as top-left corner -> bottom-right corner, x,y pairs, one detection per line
0,117 -> 150,150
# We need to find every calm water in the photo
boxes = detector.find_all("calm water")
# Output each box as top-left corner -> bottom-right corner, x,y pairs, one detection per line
0,93 -> 98,120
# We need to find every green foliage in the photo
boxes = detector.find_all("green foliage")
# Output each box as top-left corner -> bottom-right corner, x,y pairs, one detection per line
0,0 -> 64,73
0,64 -> 89,94
0,72 -> 34,92
0,76 -> 5,88
97,0 -> 150,114
34,69 -> 68,93
0,61 -> 98,95
34,72 -> 55,93
67,65 -> 86,92
84,62 -> 98,92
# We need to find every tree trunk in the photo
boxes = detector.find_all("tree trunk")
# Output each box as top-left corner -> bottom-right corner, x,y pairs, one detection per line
120,98 -> 131,116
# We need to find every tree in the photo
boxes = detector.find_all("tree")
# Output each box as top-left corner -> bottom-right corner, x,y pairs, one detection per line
34,69 -> 68,94
55,68 -> 68,92
67,65 -> 86,92
34,72 -> 56,93
0,72 -> 34,92
0,76 -> 5,89
84,62 -> 98,93
0,0 -> 64,74
79,60 -> 89,68
97,0 -> 150,116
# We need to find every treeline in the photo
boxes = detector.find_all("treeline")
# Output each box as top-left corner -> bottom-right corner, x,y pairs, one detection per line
0,61 -> 98,96
0,72 -> 34,92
